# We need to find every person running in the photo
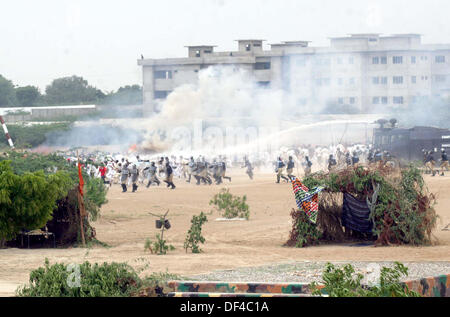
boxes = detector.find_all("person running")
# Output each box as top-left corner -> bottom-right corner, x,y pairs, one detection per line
164,161 -> 176,189
303,156 -> 313,177
328,154 -> 337,172
146,162 -> 161,187
120,164 -> 130,192
130,164 -> 139,192
425,150 -> 436,176
99,163 -> 109,184
286,156 -> 295,179
352,151 -> 360,167
186,157 -> 195,183
275,157 -> 288,183
243,156 -> 254,180
440,149 -> 449,176
220,158 -> 231,182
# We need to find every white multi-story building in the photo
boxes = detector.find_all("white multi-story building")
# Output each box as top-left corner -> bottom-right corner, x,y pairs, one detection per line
137,34 -> 450,116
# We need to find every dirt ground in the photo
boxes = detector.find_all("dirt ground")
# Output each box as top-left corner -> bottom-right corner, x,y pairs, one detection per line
1,170 -> 449,296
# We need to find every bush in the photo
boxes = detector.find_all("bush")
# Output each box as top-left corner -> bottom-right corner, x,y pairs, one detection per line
16,259 -> 142,297
285,208 -> 322,248
184,212 -> 208,253
0,161 -> 72,247
209,188 -> 250,219
310,262 -> 420,297
0,152 -> 108,246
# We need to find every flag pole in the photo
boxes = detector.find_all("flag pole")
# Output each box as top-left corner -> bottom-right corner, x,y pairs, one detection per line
77,151 -> 86,246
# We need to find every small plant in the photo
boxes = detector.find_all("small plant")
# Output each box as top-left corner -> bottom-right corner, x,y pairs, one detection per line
144,234 -> 175,255
184,212 -> 208,253
209,188 -> 250,219
310,262 -> 421,297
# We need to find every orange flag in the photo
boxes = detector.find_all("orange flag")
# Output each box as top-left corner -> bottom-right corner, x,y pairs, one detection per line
78,162 -> 84,196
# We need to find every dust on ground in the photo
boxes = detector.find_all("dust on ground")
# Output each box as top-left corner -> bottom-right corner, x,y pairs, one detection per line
1,171 -> 449,296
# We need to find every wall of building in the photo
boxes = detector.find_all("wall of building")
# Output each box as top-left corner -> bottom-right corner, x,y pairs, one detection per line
138,35 -> 450,116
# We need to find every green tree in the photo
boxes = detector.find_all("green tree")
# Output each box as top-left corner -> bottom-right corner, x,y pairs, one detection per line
0,74 -> 17,107
45,75 -> 106,105
101,85 -> 142,105
0,160 -> 72,247
15,86 -> 42,107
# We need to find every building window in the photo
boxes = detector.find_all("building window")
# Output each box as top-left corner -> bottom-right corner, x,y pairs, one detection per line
372,97 -> 380,104
420,56 -> 428,61
435,56 -> 446,63
380,56 -> 387,64
257,81 -> 271,88
337,78 -> 343,86
381,97 -> 388,104
349,97 -> 356,104
322,78 -> 331,86
195,50 -> 201,57
154,70 -> 172,79
349,57 -> 354,64
372,57 -> 379,64
381,77 -> 388,85
349,78 -> 355,85
254,62 -> 271,70
411,56 -> 416,64
154,90 -> 170,99
393,96 -> 404,104
337,57 -> 343,65
393,76 -> 404,84
393,56 -> 403,64
435,75 -> 447,83
253,43 -> 261,47
245,44 -> 251,51
338,97 -> 344,104
204,50 -> 212,54
411,76 -> 416,84
372,77 -> 379,85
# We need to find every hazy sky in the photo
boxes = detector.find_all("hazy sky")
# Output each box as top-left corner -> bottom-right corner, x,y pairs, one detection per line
1,0 -> 449,92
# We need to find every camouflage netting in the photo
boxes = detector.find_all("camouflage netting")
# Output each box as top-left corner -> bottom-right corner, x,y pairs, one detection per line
46,187 -> 96,246
287,165 -> 438,247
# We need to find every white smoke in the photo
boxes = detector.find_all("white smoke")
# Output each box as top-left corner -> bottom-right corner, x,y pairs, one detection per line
139,65 -> 376,158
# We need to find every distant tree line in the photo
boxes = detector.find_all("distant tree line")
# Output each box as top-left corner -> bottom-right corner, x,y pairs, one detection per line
0,74 -> 142,107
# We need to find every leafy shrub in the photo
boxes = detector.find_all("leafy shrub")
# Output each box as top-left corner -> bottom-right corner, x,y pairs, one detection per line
0,161 -> 72,247
0,151 -> 108,226
184,212 -> 208,253
209,188 -> 250,219
310,262 -> 420,297
16,259 -> 142,297
144,234 -> 175,255
285,209 -> 321,248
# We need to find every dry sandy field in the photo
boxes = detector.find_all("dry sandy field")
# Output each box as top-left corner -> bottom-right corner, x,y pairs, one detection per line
1,169 -> 449,296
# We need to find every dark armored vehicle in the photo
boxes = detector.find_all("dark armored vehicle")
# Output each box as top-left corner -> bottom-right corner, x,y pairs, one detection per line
373,120 -> 450,161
